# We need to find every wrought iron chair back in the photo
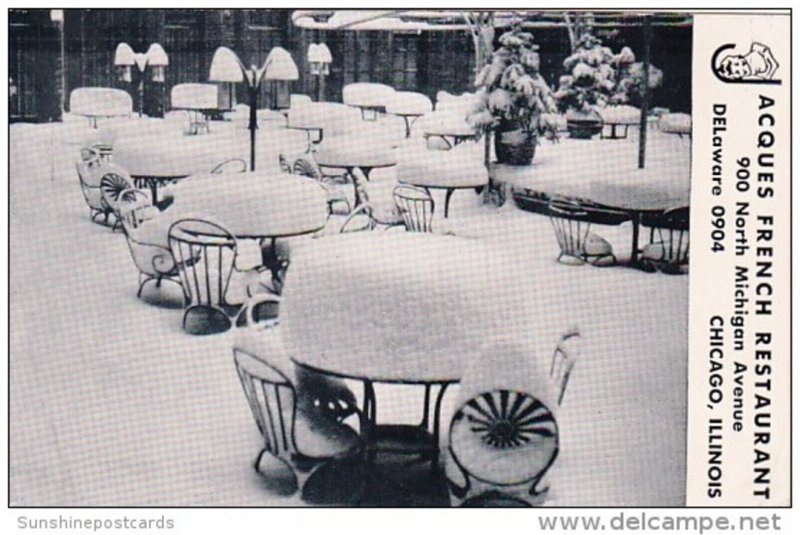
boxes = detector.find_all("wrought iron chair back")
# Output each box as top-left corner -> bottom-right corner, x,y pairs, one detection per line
547,197 -> 591,263
340,173 -> 402,233
393,185 -> 435,232
641,206 -> 690,270
116,188 -> 154,232
446,389 -> 559,507
210,158 -> 247,175
118,192 -> 179,299
293,156 -> 352,215
550,331 -> 580,406
168,218 -> 239,332
233,348 -> 298,465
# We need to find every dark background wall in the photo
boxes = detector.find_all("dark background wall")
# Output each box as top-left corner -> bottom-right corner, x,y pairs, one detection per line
9,9 -> 692,123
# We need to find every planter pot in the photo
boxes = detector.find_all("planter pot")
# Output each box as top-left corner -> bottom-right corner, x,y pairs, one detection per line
566,111 -> 603,139
494,126 -> 537,166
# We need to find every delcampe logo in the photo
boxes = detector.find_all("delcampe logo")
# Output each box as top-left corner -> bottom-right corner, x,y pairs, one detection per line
711,42 -> 781,84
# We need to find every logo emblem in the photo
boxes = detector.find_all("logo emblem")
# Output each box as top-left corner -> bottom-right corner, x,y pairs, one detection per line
712,42 -> 780,84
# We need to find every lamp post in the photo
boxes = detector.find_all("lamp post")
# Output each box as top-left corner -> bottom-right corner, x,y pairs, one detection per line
114,42 -> 169,118
307,43 -> 332,102
209,46 -> 298,171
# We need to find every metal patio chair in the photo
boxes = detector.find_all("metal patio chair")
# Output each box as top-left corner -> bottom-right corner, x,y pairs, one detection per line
168,218 -> 243,334
292,155 -> 352,216
339,174 -> 403,233
445,389 -> 559,507
550,330 -> 581,407
233,348 -> 365,503
118,190 -> 182,300
640,206 -> 690,274
393,184 -> 435,232
99,165 -> 137,232
76,149 -> 110,224
547,196 -> 627,266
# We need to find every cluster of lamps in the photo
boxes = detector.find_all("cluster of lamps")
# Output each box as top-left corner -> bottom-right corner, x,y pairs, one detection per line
114,42 -> 169,117
111,39 -> 333,172
209,46 -> 299,171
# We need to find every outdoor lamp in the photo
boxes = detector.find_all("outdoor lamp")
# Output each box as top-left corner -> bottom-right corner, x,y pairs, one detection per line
264,47 -> 299,111
146,44 -> 169,82
307,43 -> 332,101
209,46 -> 298,171
114,42 -> 169,115
114,43 -> 136,83
307,43 -> 332,75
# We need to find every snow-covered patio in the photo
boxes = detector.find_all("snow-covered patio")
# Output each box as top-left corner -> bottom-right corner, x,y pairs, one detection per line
9,116 -> 688,507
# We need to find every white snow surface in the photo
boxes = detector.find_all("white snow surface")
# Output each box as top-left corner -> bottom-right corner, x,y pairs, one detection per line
10,115 -> 687,506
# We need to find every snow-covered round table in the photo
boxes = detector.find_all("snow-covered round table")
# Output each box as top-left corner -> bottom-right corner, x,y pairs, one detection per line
315,136 -> 397,205
418,111 -> 478,149
165,171 -> 329,239
69,87 -> 133,128
114,129 -> 247,202
276,231 -> 574,473
396,142 -> 488,217
342,82 -> 396,120
598,105 -> 641,139
385,91 -> 434,138
658,113 -> 692,138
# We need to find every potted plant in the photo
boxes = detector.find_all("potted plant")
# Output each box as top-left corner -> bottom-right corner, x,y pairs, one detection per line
468,24 -> 556,166
555,32 -> 620,139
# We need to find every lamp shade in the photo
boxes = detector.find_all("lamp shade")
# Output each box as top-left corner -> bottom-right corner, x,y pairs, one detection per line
307,43 -> 332,65
264,47 -> 299,81
317,43 -> 332,64
307,43 -> 320,63
114,43 -> 136,66
209,47 -> 245,83
146,43 -> 169,67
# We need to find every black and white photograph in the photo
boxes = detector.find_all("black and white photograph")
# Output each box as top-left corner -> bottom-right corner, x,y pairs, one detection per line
9,8 -> 694,507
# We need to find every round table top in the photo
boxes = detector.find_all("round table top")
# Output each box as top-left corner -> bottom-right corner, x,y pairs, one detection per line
587,180 -> 689,211
658,113 -> 692,135
150,171 -> 329,239
385,91 -> 434,117
342,82 -> 396,109
418,111 -> 477,138
287,102 -> 360,131
396,142 -> 488,189
597,105 -> 641,125
314,136 -> 397,169
280,232 -> 568,383
114,129 -> 247,178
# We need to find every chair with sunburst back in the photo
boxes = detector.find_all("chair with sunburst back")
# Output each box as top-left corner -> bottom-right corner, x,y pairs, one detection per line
117,189 -> 181,300
232,342 -> 365,504
444,340 -> 560,507
392,185 -> 435,232
99,165 -> 137,232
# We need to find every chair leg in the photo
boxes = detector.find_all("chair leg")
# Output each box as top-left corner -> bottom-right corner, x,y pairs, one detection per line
137,274 -> 154,298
